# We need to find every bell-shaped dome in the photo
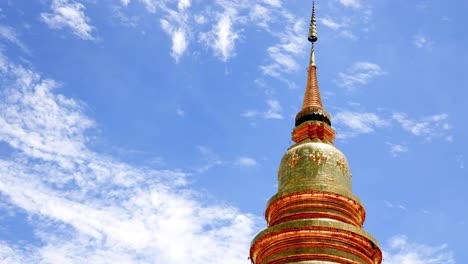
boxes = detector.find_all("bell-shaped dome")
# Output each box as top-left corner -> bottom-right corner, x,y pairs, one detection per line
277,141 -> 355,200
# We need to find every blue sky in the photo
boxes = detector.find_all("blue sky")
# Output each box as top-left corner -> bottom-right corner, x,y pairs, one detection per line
0,0 -> 466,263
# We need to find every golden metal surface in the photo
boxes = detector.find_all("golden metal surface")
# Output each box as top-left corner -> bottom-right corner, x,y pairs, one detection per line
301,66 -> 323,110
278,142 -> 352,195
308,0 -> 318,43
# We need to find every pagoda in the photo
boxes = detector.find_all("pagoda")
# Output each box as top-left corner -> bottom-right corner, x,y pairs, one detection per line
249,1 -> 382,263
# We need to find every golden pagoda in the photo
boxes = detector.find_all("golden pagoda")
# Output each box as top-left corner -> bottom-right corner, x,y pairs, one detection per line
249,1 -> 382,263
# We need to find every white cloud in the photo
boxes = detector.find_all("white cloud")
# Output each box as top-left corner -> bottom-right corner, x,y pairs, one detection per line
200,13 -> 239,61
178,0 -> 191,10
197,0 -> 263,62
319,17 -> 345,30
237,157 -> 257,167
40,0 -> 96,40
383,235 -> 455,264
118,0 -> 304,69
139,0 -> 159,13
0,54 -> 258,263
0,25 -> 29,53
336,62 -> 385,90
250,4 -> 272,29
243,99 -> 283,120
262,0 -> 282,8
213,15 -> 238,61
413,34 -> 431,48
333,111 -> 390,139
121,0 -> 131,6
339,0 -> 362,9
340,29 -> 358,40
260,19 -> 307,78
387,143 -> 408,157
392,113 -> 451,140
318,18 -> 357,40
160,19 -> 188,62
194,15 -> 207,24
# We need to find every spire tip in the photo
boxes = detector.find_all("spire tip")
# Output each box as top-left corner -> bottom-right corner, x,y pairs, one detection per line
308,0 -> 318,43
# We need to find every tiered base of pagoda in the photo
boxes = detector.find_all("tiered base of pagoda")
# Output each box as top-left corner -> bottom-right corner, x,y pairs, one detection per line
250,219 -> 382,264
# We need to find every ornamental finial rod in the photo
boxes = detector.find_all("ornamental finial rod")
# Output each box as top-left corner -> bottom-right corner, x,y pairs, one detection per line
308,0 -> 318,66
308,0 -> 318,43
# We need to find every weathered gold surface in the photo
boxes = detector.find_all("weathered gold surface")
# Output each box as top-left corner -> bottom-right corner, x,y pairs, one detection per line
278,142 -> 352,196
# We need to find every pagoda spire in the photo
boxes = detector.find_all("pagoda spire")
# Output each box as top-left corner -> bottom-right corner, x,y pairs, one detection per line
299,0 -> 325,113
249,2 -> 382,263
293,0 -> 334,143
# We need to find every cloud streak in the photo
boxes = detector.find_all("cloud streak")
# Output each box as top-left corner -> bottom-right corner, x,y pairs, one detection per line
392,113 -> 452,141
333,111 -> 390,139
243,99 -> 283,120
387,143 -> 409,157
336,62 -> 385,90
0,25 -> 29,53
0,53 -> 257,263
383,235 -> 455,264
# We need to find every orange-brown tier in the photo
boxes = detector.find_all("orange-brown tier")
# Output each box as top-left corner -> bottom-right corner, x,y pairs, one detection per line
265,190 -> 366,228
250,220 -> 382,264
292,121 -> 335,144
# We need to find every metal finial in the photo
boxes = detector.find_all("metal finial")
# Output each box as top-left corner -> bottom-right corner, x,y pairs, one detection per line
308,0 -> 318,43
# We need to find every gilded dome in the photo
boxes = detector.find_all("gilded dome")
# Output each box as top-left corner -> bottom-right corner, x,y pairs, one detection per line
276,140 -> 357,201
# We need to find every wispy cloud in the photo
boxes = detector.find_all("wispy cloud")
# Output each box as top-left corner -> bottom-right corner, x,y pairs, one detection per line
195,145 -> 224,173
243,99 -> 283,120
339,29 -> 358,40
178,0 -> 191,10
0,53 -> 257,263
384,201 -> 408,211
331,109 -> 453,143
40,0 -> 96,40
413,33 -> 432,48
151,0 -> 193,62
160,19 -> 189,62
333,111 -> 390,139
237,157 -> 257,167
319,17 -> 346,30
0,25 -> 29,53
262,0 -> 282,8
202,14 -> 238,61
339,0 -> 362,9
319,17 -> 357,40
117,0 -> 306,72
260,14 -> 307,79
198,0 -> 249,62
336,62 -> 385,90
387,142 -> 408,157
383,235 -> 455,264
121,0 -> 131,6
393,113 -> 451,141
